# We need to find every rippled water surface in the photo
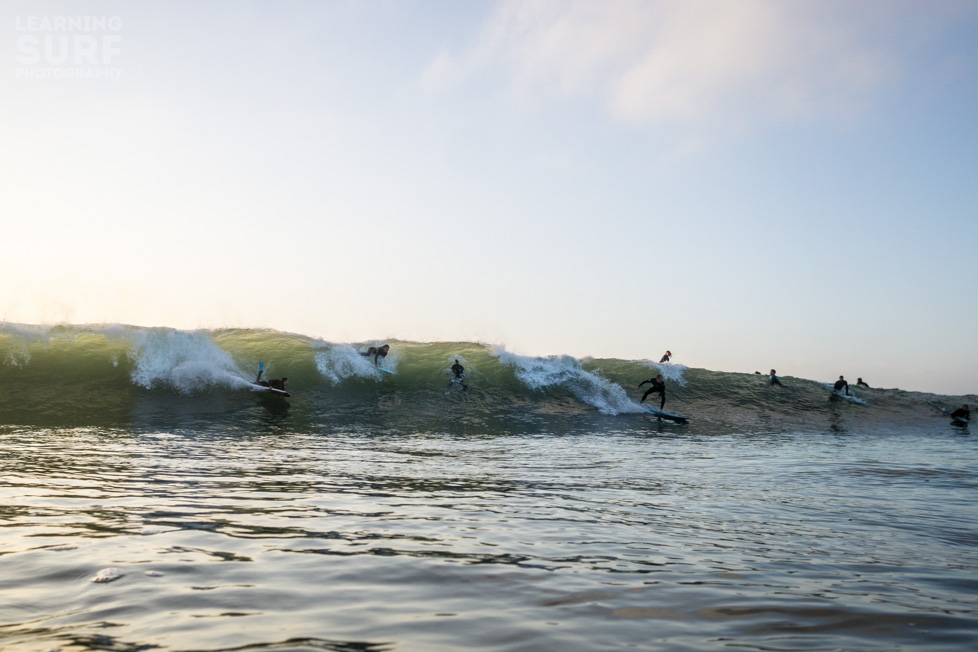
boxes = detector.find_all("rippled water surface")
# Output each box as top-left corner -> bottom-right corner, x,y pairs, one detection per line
2,423 -> 977,651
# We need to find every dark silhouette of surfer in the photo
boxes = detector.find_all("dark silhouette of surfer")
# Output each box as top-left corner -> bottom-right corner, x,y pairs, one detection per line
255,363 -> 289,392
451,359 -> 464,379
951,404 -> 969,421
450,359 -> 468,390
659,350 -> 672,363
361,344 -> 390,367
769,369 -> 783,387
833,376 -> 849,396
856,378 -> 870,388
638,374 -> 667,409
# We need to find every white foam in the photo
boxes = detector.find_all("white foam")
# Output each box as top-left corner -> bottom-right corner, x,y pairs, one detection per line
125,328 -> 250,393
493,346 -> 637,415
314,342 -> 396,383
92,567 -> 124,583
643,361 -> 688,386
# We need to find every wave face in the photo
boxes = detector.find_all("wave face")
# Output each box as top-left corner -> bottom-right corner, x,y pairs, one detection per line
1,323 -> 972,433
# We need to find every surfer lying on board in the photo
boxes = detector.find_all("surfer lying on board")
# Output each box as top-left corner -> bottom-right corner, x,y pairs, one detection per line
659,350 -> 672,363
255,363 -> 289,390
857,378 -> 870,388
834,376 -> 849,396
638,374 -> 667,410
360,344 -> 390,367
951,405 -> 970,421
769,369 -> 783,387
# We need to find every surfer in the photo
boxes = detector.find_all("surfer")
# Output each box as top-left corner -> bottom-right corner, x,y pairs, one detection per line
256,361 -> 289,391
450,359 -> 468,390
769,369 -> 783,387
361,344 -> 390,367
833,376 -> 849,396
659,351 -> 672,364
451,359 -> 464,380
638,374 -> 667,410
951,404 -> 970,421
856,378 -> 870,388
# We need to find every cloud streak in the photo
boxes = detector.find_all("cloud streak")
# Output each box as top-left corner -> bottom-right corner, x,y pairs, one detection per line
423,0 -> 898,129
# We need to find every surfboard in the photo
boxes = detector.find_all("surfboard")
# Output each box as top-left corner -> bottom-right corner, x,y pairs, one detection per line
253,383 -> 291,397
952,415 -> 969,425
377,367 -> 396,375
831,389 -> 865,405
642,405 -> 689,423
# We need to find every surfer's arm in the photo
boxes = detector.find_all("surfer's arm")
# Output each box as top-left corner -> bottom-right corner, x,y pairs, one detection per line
638,378 -> 651,388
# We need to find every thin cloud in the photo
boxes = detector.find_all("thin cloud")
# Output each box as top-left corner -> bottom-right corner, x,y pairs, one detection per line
423,0 -> 900,128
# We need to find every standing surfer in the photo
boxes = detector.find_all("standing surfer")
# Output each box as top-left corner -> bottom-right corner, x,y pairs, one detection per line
638,374 -> 667,410
659,351 -> 672,364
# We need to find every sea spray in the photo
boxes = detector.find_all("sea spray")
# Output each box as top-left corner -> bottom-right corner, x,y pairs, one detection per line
126,328 -> 251,393
492,346 -> 641,415
314,342 -> 398,383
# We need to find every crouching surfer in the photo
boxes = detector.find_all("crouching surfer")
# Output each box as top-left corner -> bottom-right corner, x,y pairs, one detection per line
360,344 -> 390,367
638,374 -> 667,410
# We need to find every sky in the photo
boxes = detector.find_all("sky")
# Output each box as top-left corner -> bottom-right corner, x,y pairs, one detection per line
1,0 -> 976,395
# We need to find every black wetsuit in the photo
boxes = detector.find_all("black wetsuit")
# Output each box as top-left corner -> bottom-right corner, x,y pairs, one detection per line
659,354 -> 670,363
451,363 -> 464,380
639,378 -> 666,409
361,346 -> 388,366
770,375 -> 782,387
833,379 -> 849,395
951,407 -> 970,421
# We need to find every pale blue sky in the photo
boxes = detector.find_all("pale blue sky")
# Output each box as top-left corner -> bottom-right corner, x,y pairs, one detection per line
2,0 -> 976,394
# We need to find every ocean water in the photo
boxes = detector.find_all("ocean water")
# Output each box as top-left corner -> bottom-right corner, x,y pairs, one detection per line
1,324 -> 976,651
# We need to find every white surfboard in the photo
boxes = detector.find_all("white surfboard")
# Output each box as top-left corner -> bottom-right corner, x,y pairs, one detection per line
831,389 -> 865,405
253,383 -> 291,397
